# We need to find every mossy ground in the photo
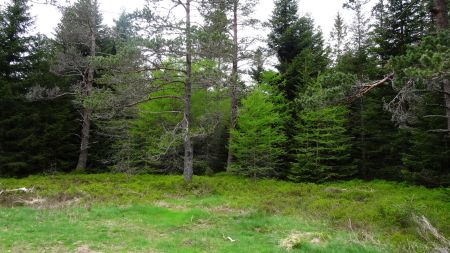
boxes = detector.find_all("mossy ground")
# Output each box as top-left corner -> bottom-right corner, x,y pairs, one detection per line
0,174 -> 448,252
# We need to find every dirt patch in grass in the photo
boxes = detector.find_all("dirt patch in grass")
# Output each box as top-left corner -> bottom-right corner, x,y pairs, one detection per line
1,193 -> 82,209
76,245 -> 101,253
205,205 -> 249,215
154,200 -> 188,210
279,231 -> 327,250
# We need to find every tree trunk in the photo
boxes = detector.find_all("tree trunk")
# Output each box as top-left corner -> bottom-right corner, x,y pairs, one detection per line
432,0 -> 450,133
76,108 -> 91,169
432,0 -> 449,30
444,79 -> 450,134
183,0 -> 194,182
76,9 -> 96,169
227,0 -> 239,170
360,98 -> 367,178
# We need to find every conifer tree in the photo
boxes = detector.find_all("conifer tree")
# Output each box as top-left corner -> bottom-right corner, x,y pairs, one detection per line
230,85 -> 286,178
372,0 -> 430,64
290,71 -> 356,182
51,0 -> 102,169
291,105 -> 356,182
268,0 -> 299,71
329,12 -> 348,63
0,0 -> 79,176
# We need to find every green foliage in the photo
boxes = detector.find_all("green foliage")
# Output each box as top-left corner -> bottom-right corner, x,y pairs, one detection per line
289,71 -> 356,182
273,16 -> 329,101
298,71 -> 356,109
387,32 -> 450,186
329,12 -> 348,62
102,58 -> 231,174
291,106 -> 356,182
0,1 -> 79,176
230,86 -> 286,177
371,0 -> 430,63
0,0 -> 33,93
391,32 -> 449,81
1,174 -> 449,252
268,0 -> 299,65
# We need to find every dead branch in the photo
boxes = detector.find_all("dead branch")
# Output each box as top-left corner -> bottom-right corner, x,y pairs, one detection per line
427,129 -> 450,133
413,214 -> 450,252
423,115 -> 449,118
0,187 -> 35,195
124,95 -> 183,108
349,73 -> 394,102
26,85 -> 76,101
143,111 -> 182,114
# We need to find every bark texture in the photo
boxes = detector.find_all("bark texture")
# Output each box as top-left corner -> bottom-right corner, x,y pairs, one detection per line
183,0 -> 194,182
431,0 -> 450,133
76,9 -> 96,169
227,0 -> 239,170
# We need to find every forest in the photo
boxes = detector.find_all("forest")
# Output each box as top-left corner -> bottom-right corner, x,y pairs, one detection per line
0,0 -> 449,185
0,0 -> 449,252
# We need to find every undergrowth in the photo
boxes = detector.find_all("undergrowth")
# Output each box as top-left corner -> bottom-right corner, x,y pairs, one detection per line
0,174 -> 448,252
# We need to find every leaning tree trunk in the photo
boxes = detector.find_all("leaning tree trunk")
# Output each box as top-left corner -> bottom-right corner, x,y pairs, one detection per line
183,0 -> 194,182
76,107 -> 92,169
76,12 -> 96,169
431,0 -> 450,133
227,0 -> 239,170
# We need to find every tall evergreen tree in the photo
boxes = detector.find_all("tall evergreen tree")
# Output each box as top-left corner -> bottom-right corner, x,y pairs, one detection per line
290,72 -> 356,182
230,85 -> 286,178
344,0 -> 371,54
329,12 -> 348,63
51,0 -> 102,169
268,0 -> 299,71
0,1 -> 79,176
372,0 -> 430,64
291,106 -> 356,182
269,13 -> 329,101
0,0 -> 32,95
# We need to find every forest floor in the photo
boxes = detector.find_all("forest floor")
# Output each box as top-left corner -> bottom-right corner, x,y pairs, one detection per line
0,174 -> 449,253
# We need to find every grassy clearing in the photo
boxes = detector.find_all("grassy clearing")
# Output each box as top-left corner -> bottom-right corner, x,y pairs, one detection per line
0,174 -> 448,252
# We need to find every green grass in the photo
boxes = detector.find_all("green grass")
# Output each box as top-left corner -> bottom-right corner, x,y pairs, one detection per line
0,174 -> 448,252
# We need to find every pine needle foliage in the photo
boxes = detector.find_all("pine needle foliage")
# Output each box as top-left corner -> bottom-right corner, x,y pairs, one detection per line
230,85 -> 286,178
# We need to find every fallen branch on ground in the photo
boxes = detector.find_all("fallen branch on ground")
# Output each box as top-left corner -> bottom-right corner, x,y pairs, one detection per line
413,214 -> 450,253
0,187 -> 35,195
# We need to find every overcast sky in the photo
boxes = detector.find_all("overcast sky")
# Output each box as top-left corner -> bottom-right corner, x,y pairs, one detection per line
0,0 -> 360,41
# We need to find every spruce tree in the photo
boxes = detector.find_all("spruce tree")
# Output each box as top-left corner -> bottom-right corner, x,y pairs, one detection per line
268,0 -> 299,69
291,105 -> 356,182
372,0 -> 430,64
0,1 -> 79,176
0,0 -> 32,95
230,85 -> 286,178
329,12 -> 348,63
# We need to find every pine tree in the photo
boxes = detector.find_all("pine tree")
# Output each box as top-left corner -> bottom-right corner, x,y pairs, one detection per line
344,0 -> 371,53
291,105 -> 356,182
290,71 -> 356,182
371,0 -> 430,64
0,1 -> 79,176
385,31 -> 450,185
329,12 -> 348,63
230,85 -> 286,178
269,14 -> 329,101
0,0 -> 32,95
249,48 -> 265,83
268,0 -> 299,69
50,0 -> 103,169
113,11 -> 136,43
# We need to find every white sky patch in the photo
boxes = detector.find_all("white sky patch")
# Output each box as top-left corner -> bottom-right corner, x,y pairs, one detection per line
0,0 -> 363,41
